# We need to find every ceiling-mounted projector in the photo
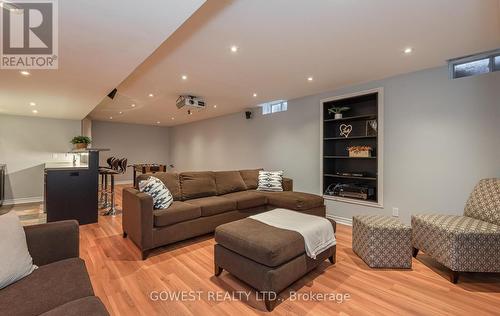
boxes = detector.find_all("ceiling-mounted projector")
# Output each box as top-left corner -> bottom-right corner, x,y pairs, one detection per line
176,95 -> 206,109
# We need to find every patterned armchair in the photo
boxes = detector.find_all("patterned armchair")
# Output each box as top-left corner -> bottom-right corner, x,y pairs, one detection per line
412,178 -> 500,283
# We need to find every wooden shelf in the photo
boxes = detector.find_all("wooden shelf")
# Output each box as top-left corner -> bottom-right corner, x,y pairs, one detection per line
323,195 -> 383,208
324,114 -> 377,122
324,156 -> 376,159
324,136 -> 376,140
324,174 -> 377,181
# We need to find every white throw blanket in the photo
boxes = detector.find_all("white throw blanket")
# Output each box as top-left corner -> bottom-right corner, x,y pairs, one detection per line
249,208 -> 336,259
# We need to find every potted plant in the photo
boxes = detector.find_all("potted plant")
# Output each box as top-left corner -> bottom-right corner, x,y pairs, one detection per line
70,136 -> 92,150
328,106 -> 350,119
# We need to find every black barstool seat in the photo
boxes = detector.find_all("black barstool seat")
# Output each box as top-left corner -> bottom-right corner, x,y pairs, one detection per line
101,157 -> 127,216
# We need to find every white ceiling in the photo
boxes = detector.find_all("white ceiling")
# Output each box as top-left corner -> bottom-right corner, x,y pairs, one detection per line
89,0 -> 500,127
1,1 -> 498,126
0,0 -> 206,119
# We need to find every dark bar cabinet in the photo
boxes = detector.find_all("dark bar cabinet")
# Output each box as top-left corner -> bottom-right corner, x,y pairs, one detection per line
44,149 -> 107,225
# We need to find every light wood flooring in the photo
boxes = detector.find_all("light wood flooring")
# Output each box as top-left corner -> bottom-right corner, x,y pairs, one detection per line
3,185 -> 500,315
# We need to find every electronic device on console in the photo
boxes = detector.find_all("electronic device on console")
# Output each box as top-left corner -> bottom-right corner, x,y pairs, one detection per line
324,183 -> 375,200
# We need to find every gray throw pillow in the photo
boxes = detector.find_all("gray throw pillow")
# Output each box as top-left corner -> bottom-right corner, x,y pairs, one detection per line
0,211 -> 37,289
139,176 -> 174,209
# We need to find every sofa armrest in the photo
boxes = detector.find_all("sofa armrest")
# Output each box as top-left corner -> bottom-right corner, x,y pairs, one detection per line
24,220 -> 79,266
282,177 -> 293,191
122,187 -> 154,252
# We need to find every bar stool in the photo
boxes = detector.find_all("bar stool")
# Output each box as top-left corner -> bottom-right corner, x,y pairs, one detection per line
118,158 -> 128,175
102,158 -> 127,216
99,157 -> 117,208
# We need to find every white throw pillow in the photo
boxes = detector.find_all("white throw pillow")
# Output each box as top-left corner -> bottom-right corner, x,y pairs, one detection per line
138,176 -> 173,209
257,170 -> 284,192
0,211 -> 37,289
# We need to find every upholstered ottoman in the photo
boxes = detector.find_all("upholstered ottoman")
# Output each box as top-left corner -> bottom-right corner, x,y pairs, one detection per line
352,215 -> 412,269
214,215 -> 336,311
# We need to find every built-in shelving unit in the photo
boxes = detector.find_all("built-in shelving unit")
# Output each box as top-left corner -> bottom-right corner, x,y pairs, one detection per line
320,88 -> 384,207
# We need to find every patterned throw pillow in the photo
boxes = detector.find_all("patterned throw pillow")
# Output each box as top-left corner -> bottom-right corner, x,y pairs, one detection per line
138,176 -> 173,209
257,170 -> 284,192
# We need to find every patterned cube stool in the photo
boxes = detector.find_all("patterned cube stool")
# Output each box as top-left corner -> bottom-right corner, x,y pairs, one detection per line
352,215 -> 412,268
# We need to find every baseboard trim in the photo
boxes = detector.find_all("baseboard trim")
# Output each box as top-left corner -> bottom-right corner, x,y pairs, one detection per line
115,180 -> 133,185
2,196 -> 43,206
326,214 -> 352,226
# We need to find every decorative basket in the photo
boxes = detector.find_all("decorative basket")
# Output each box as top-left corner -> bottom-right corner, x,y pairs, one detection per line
348,147 -> 372,157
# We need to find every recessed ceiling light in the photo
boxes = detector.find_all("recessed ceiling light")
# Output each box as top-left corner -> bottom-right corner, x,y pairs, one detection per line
156,121 -> 161,124
252,93 -> 257,97
181,75 -> 187,80
171,117 -> 175,120
20,70 -> 30,76
307,76 -> 313,81
32,109 -> 38,114
404,47 -> 413,54
29,102 -> 36,106
213,105 -> 217,108
131,104 -> 136,107
109,116 -> 113,120
148,93 -> 154,98
230,45 -> 238,53
118,111 -> 123,114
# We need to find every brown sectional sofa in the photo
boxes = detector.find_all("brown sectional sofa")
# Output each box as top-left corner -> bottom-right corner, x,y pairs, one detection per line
122,169 -> 325,259
0,221 -> 109,316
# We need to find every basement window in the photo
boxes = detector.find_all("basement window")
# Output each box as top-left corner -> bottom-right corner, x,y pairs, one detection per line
261,100 -> 288,115
449,49 -> 500,79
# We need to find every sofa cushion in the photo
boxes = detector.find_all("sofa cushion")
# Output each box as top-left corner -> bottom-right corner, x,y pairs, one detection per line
215,218 -> 305,267
215,171 -> 247,195
222,191 -> 268,210
40,297 -> 109,316
186,196 -> 236,217
258,191 -> 324,211
0,258 -> 94,316
463,178 -> 500,226
180,172 -> 217,200
412,214 -> 500,272
153,201 -> 201,227
0,211 -> 36,290
137,172 -> 181,201
239,169 -> 262,190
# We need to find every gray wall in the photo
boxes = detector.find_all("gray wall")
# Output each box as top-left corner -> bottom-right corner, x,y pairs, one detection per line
169,66 -> 500,223
91,121 -> 170,181
169,98 -> 320,193
0,115 -> 81,202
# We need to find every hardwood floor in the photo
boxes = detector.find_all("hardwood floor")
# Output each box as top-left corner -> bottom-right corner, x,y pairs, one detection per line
0,202 -> 46,225
6,185 -> 500,315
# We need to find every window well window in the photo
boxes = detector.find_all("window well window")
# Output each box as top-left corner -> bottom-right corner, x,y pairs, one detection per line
449,49 -> 500,79
261,100 -> 288,115
453,59 -> 490,79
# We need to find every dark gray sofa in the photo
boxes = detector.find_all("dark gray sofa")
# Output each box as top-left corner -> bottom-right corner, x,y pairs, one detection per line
0,220 -> 109,316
